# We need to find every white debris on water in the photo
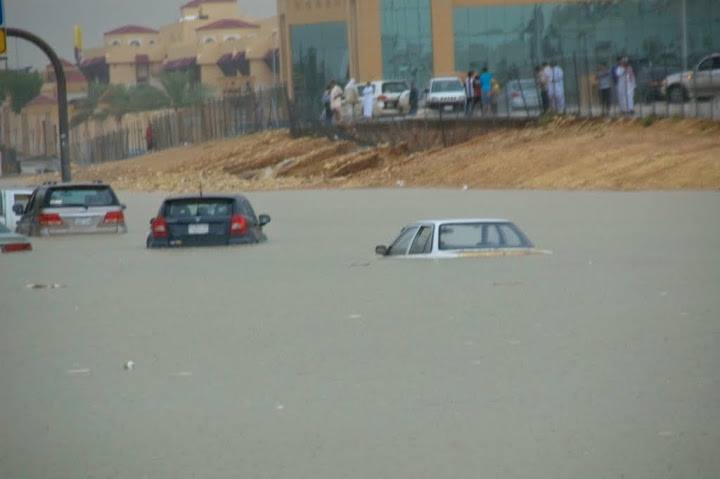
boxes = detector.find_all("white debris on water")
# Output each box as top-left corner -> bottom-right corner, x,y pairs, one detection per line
66,368 -> 91,375
26,283 -> 66,290
660,291 -> 669,296
172,371 -> 193,377
348,314 -> 362,319
124,361 -> 135,371
275,403 -> 285,411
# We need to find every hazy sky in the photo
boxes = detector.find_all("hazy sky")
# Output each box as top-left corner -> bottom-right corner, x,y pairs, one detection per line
4,0 -> 277,70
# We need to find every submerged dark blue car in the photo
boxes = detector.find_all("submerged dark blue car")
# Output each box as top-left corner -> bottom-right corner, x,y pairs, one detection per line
146,195 -> 270,248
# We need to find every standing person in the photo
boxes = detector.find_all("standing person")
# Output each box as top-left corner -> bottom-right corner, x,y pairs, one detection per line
344,78 -> 358,119
611,56 -> 623,112
479,66 -> 494,115
362,82 -> 374,120
330,80 -> 344,123
535,65 -> 549,113
596,63 -> 612,115
551,61 -> 565,113
464,70 -> 476,116
321,84 -> 333,125
542,62 -> 554,112
490,77 -> 500,115
472,72 -> 482,112
145,123 -> 154,152
409,82 -> 419,116
616,57 -> 636,115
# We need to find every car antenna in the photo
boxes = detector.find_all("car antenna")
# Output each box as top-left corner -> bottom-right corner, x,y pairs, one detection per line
199,182 -> 203,198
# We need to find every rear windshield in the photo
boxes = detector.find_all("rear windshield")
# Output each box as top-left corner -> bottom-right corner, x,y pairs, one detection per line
382,82 -> 408,93
44,186 -> 117,208
164,199 -> 234,218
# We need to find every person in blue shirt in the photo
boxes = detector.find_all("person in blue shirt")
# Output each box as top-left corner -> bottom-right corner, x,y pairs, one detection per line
479,66 -> 493,115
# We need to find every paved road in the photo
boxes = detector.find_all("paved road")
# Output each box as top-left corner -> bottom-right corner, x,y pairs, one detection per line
1,189 -> 719,479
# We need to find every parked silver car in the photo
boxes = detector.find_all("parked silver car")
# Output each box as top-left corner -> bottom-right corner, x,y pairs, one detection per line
15,182 -> 127,237
662,53 -> 720,102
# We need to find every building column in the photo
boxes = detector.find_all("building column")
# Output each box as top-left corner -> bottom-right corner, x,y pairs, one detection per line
431,0 -> 455,76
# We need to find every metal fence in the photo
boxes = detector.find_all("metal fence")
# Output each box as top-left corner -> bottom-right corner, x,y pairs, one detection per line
290,53 -> 720,130
70,86 -> 290,165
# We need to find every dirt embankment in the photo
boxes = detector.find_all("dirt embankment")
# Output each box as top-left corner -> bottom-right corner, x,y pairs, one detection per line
30,117 -> 720,192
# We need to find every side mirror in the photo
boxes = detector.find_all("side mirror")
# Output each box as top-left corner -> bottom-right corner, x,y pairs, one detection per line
258,214 -> 271,227
375,245 -> 388,256
12,204 -> 25,215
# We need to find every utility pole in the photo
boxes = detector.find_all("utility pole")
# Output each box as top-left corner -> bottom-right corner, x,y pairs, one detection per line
7,27 -> 72,182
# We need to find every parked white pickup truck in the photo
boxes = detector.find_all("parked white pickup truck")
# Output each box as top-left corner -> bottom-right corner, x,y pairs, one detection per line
0,188 -> 34,231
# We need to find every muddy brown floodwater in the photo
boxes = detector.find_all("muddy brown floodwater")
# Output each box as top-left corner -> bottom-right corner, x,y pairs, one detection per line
1,189 -> 719,479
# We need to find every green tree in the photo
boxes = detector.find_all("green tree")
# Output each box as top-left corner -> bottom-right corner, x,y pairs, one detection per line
127,84 -> 171,112
160,71 -> 208,108
0,70 -> 44,113
71,81 -> 109,126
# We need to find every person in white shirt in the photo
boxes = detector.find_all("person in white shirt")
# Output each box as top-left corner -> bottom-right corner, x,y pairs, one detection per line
551,61 -> 565,113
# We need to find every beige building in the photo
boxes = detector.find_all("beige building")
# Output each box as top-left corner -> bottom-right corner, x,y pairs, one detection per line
80,0 -> 280,94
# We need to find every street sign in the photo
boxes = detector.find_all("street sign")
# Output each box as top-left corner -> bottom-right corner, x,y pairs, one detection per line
0,0 -> 5,55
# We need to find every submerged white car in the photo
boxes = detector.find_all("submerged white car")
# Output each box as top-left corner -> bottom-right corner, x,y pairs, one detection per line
375,219 -> 548,258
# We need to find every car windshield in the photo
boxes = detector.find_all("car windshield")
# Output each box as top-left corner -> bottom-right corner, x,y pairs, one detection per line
382,82 -> 408,93
45,187 -> 116,208
165,199 -> 234,218
438,222 -> 528,250
431,80 -> 463,93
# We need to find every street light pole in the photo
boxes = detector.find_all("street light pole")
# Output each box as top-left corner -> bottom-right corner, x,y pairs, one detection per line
7,27 -> 72,182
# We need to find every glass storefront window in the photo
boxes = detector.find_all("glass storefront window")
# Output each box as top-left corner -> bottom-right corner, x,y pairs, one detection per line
380,0 -> 433,88
290,22 -> 349,115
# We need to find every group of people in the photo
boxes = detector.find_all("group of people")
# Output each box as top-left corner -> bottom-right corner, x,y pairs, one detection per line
596,56 -> 637,115
534,61 -> 566,113
464,67 -> 498,116
322,79 -> 420,123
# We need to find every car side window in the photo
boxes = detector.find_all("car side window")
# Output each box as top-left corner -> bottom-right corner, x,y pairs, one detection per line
698,59 -> 713,71
713,57 -> 720,70
409,226 -> 434,255
484,225 -> 502,247
240,200 -> 258,224
388,226 -> 419,256
498,224 -> 523,247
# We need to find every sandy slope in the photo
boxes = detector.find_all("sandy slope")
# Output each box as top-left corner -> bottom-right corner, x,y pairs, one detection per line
30,117 -> 720,192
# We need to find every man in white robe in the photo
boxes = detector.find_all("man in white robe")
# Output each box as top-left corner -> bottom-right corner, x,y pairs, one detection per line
344,78 -> 358,119
616,58 -> 636,115
542,62 -> 554,111
551,62 -> 565,113
362,82 -> 374,119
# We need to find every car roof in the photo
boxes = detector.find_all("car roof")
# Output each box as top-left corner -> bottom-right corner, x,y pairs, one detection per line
430,77 -> 461,82
38,182 -> 113,189
413,218 -> 512,226
163,194 -> 247,202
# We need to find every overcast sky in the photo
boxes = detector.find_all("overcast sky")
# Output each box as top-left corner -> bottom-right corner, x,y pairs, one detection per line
4,0 -> 277,70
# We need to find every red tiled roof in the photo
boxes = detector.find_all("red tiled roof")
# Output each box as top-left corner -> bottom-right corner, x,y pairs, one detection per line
66,71 -> 87,83
196,19 -> 260,31
182,0 -> 235,9
105,25 -> 158,35
26,94 -> 57,108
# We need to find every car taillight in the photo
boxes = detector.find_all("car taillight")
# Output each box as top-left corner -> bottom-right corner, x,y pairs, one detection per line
1,243 -> 32,253
151,217 -> 168,238
103,211 -> 125,224
38,213 -> 62,226
230,214 -> 247,236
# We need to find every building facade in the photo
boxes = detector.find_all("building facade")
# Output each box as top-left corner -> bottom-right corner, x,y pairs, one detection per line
80,0 -> 280,94
278,0 -> 720,103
